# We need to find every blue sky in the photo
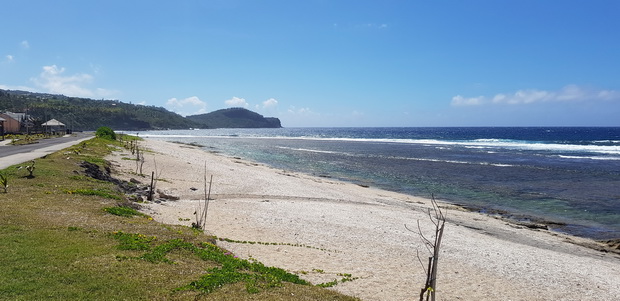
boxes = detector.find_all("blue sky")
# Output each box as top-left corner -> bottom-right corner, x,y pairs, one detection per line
1,0 -> 619,127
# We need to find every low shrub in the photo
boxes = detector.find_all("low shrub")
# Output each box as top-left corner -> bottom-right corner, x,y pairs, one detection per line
95,126 -> 116,140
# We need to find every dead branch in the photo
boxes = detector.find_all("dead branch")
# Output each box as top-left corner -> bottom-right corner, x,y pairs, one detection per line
406,194 -> 446,301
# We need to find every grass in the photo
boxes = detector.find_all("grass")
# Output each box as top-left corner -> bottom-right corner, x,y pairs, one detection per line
104,206 -> 146,217
0,136 -> 359,300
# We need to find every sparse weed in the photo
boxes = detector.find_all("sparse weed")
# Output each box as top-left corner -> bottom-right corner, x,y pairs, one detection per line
216,237 -> 338,253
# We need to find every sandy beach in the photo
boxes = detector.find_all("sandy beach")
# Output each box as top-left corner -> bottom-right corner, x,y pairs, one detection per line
107,139 -> 620,301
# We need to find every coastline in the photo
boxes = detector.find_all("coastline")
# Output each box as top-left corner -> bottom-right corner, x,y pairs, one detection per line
107,138 -> 620,301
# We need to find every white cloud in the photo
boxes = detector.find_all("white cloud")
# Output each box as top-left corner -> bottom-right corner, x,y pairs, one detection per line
262,98 -> 278,108
165,96 -> 207,116
30,65 -> 117,98
5,55 -> 13,62
21,40 -> 29,49
452,85 -> 620,106
224,96 -> 249,108
32,65 -> 93,96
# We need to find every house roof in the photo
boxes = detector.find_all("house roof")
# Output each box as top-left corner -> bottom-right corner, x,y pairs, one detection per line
3,111 -> 26,121
42,119 -> 65,126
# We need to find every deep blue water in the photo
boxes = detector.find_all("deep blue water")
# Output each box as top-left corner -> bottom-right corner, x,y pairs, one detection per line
134,127 -> 620,240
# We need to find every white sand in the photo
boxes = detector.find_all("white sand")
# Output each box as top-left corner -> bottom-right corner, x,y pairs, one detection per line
108,139 -> 620,301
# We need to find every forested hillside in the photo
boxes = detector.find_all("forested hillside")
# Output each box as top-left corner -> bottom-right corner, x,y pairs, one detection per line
0,89 -> 200,131
1,90 -> 282,131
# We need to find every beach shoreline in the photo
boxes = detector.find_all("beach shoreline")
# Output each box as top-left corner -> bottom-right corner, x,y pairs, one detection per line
107,138 -> 620,301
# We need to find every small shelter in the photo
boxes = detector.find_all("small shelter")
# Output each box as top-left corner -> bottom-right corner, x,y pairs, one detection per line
42,119 -> 66,136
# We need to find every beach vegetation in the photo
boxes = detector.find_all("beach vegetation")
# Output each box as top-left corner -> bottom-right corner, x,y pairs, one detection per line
215,236 -> 337,253
316,274 -> 358,288
95,126 -> 116,140
0,135 -> 358,300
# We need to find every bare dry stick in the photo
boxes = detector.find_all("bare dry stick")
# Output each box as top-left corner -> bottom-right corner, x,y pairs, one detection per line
135,144 -> 140,173
204,175 -> 213,226
147,171 -> 155,201
194,162 -> 213,230
137,145 -> 145,175
202,162 -> 207,228
406,194 -> 446,301
150,158 -> 163,200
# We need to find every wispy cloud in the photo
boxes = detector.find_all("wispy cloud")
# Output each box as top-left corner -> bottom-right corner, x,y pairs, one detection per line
21,40 -> 29,49
333,23 -> 389,31
452,85 -> 620,106
165,96 -> 207,116
30,65 -> 117,98
224,96 -> 249,108
287,106 -> 313,115
451,95 -> 485,106
0,54 -> 15,64
362,23 -> 388,29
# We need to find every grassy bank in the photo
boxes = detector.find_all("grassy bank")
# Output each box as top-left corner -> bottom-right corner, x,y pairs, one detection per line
0,137 -> 359,300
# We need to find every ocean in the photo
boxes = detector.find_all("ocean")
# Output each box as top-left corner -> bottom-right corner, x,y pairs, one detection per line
134,127 -> 620,240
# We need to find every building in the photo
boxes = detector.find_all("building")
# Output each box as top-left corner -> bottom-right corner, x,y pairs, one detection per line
42,119 -> 66,135
0,111 -> 24,134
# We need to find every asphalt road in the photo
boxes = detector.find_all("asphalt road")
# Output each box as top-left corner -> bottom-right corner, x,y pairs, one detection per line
0,132 -> 94,170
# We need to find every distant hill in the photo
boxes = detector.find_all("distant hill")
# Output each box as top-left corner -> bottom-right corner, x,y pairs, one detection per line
187,108 -> 282,128
0,89 -> 282,131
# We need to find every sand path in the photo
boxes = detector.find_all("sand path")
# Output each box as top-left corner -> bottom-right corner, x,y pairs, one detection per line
107,139 -> 620,301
